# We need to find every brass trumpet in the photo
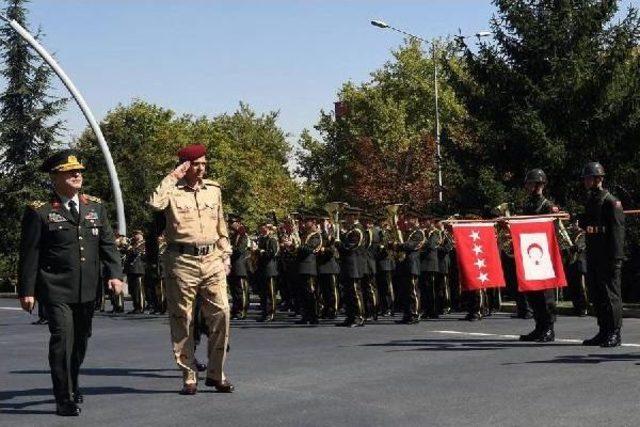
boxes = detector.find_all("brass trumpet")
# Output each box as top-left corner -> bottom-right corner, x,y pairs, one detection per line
385,203 -> 404,244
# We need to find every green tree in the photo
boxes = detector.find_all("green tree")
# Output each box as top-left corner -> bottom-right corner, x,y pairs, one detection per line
0,0 -> 66,287
296,40 -> 469,212
450,0 -> 640,212
77,100 -> 302,232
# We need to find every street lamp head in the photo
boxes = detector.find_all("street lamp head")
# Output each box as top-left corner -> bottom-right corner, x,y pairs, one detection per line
370,19 -> 389,29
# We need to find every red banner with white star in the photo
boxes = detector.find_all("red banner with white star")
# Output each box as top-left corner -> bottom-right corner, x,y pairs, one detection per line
508,218 -> 567,292
452,223 -> 505,290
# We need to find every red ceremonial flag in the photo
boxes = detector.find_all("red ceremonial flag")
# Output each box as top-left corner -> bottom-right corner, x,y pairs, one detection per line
452,223 -> 505,291
508,218 -> 567,292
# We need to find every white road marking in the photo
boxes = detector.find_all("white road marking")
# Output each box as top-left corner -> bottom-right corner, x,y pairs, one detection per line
430,330 -> 640,348
0,306 -> 23,311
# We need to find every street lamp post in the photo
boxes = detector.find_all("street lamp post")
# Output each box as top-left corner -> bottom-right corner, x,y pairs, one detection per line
371,19 -> 490,203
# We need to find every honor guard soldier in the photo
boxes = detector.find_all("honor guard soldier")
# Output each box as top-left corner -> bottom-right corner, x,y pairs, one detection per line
396,210 -> 426,324
148,143 -> 234,395
124,230 -> 146,314
256,216 -> 280,322
318,215 -> 341,319
518,169 -> 558,342
337,207 -> 366,327
566,220 -> 588,316
228,214 -> 250,320
18,150 -> 124,416
436,220 -> 454,314
296,214 -> 323,324
581,162 -> 625,347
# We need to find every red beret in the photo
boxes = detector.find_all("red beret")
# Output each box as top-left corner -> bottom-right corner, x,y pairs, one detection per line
178,144 -> 206,161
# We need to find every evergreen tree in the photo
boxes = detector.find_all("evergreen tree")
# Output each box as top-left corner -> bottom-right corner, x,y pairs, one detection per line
450,0 -> 640,212
0,0 -> 66,287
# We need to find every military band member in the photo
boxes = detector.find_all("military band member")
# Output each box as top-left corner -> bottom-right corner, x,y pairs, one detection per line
396,211 -> 426,324
256,218 -> 280,322
148,143 -> 234,395
296,215 -> 323,324
519,169 -> 557,343
228,214 -> 250,320
420,218 -> 440,319
361,215 -> 379,321
278,217 -> 299,313
124,230 -> 146,314
337,207 -> 365,327
318,217 -> 341,319
376,218 -> 396,317
436,220 -> 453,314
581,162 -> 625,347
566,220 -> 588,316
18,150 -> 124,416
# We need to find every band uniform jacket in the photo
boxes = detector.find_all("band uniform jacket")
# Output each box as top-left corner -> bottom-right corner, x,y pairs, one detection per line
339,226 -> 364,279
398,228 -> 426,277
18,194 -> 122,304
318,230 -> 340,275
230,230 -> 250,278
257,233 -> 279,278
124,241 -> 146,275
437,231 -> 454,274
420,229 -> 440,273
355,223 -> 371,276
297,231 -> 322,276
376,228 -> 395,272
365,226 -> 379,276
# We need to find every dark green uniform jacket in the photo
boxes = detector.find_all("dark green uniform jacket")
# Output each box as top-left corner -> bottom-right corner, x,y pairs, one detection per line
18,194 -> 122,304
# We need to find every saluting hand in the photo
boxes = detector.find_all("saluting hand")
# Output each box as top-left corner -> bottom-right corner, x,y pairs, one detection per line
108,278 -> 124,295
171,161 -> 191,180
19,296 -> 35,313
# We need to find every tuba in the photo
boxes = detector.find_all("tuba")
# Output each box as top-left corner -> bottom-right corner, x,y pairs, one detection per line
385,203 -> 404,244
324,202 -> 348,242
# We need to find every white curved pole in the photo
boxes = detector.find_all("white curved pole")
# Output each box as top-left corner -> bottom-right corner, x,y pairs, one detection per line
0,15 -> 126,236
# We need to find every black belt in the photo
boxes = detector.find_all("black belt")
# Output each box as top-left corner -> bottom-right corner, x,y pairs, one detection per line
585,226 -> 606,234
168,243 -> 217,256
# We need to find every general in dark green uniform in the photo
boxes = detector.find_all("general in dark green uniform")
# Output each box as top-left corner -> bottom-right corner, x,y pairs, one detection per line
18,150 -> 123,417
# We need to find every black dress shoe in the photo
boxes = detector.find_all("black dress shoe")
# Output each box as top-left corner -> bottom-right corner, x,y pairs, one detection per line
205,378 -> 235,393
295,318 -> 309,325
336,319 -> 354,327
56,401 -> 81,416
73,390 -> 84,404
583,330 -> 606,346
179,383 -> 197,395
195,361 -> 207,372
519,328 -> 541,342
600,330 -> 621,348
535,328 -> 555,343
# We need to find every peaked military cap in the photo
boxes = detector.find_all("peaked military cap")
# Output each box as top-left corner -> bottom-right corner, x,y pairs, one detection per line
41,149 -> 85,173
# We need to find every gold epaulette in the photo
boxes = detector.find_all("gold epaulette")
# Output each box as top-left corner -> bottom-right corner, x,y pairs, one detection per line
84,194 -> 102,204
204,179 -> 221,187
28,200 -> 46,210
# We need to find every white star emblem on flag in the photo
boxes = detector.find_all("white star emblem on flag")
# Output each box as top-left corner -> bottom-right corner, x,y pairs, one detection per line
472,244 -> 483,256
478,272 -> 489,283
474,258 -> 486,269
470,230 -> 480,241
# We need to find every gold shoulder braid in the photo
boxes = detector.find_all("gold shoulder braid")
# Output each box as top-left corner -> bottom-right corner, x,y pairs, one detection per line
84,194 -> 102,204
28,200 -> 46,210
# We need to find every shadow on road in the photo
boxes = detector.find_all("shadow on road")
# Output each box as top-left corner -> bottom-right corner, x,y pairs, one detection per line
520,352 -> 640,365
11,367 -> 180,379
0,386 -> 176,415
360,337 -> 581,352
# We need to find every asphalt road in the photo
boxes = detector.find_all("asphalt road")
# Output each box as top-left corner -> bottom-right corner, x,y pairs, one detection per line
2,302 -> 640,427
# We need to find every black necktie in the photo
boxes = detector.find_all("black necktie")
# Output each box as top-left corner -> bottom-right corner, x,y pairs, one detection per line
68,200 -> 79,222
